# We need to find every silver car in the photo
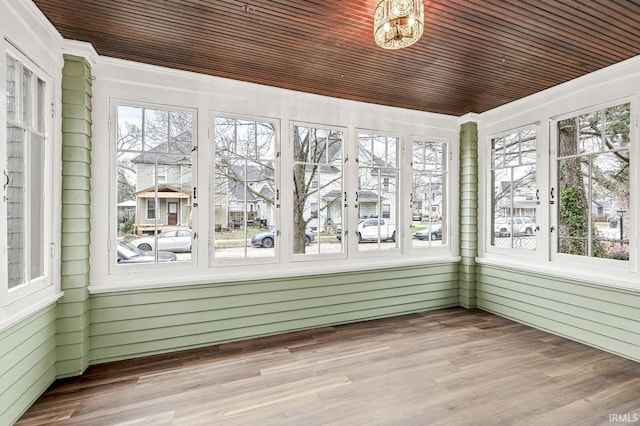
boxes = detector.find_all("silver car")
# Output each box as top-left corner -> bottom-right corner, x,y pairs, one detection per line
131,229 -> 192,252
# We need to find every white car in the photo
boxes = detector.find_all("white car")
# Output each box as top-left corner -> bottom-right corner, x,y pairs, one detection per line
494,217 -> 534,237
132,229 -> 192,252
356,218 -> 396,242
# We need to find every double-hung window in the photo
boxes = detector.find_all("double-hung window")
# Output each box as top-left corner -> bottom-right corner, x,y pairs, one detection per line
114,104 -> 195,265
2,51 -> 51,303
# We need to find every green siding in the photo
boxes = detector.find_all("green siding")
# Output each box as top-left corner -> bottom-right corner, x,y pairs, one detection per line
477,264 -> 640,363
57,54 -> 93,378
89,264 -> 460,363
458,121 -> 478,308
0,306 -> 58,426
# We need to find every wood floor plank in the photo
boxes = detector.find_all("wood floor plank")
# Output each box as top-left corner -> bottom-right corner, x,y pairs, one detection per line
17,308 -> 640,425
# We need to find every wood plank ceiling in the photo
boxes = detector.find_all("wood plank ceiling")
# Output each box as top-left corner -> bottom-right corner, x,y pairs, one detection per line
33,0 -> 640,116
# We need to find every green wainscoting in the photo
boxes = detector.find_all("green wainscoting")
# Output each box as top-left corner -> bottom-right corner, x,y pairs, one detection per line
0,305 -> 58,426
89,263 -> 460,363
477,265 -> 640,363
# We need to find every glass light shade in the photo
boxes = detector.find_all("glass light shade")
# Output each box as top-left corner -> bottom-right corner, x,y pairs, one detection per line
374,0 -> 424,49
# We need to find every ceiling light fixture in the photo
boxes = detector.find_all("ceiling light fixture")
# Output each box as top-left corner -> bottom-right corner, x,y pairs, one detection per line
374,0 -> 424,49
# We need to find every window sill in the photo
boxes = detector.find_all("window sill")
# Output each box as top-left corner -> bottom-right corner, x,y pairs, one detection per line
89,255 -> 461,293
0,289 -> 64,333
476,256 -> 640,293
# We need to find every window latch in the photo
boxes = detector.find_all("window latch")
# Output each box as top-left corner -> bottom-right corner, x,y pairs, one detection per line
3,170 -> 8,202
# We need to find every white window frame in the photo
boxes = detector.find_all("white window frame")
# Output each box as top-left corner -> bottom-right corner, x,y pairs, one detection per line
1,45 -> 57,324
209,112 -> 281,267
290,121 -> 348,262
109,99 -> 197,276
156,165 -> 167,184
407,136 -> 452,255
479,96 -> 638,290
89,59 -> 460,293
146,198 -> 156,220
485,125 -> 539,258
353,129 -> 402,257
549,99 -> 636,273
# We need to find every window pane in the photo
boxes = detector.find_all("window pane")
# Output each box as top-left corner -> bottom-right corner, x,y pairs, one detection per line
144,109 -> 169,152
592,152 -> 630,260
358,134 -> 399,251
605,103 -> 630,150
557,104 -> 630,261
504,133 -> 520,167
558,118 -> 579,157
213,117 -> 277,260
412,140 -> 447,248
30,133 -> 45,279
22,68 -> 32,126
169,111 -> 194,155
579,111 -> 602,154
6,55 -> 17,122
116,106 -> 194,264
491,129 -> 537,251
492,136 -> 504,168
36,78 -> 46,133
7,126 -> 25,287
147,199 -> 156,220
117,106 -> 143,151
293,125 -> 343,255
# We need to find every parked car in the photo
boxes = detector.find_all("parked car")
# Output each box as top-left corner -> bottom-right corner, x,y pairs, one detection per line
117,240 -> 177,264
252,228 -> 315,248
356,218 -> 396,242
412,211 -> 423,221
493,217 -> 534,237
131,229 -> 192,252
413,224 -> 443,240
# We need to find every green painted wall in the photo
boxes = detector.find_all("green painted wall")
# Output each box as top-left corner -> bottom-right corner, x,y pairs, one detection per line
477,265 -> 640,363
0,305 -> 58,426
89,263 -> 460,363
458,122 -> 478,308
57,55 -> 93,377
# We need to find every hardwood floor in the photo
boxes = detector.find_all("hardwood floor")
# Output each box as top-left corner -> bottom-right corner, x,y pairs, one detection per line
17,308 -> 640,425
